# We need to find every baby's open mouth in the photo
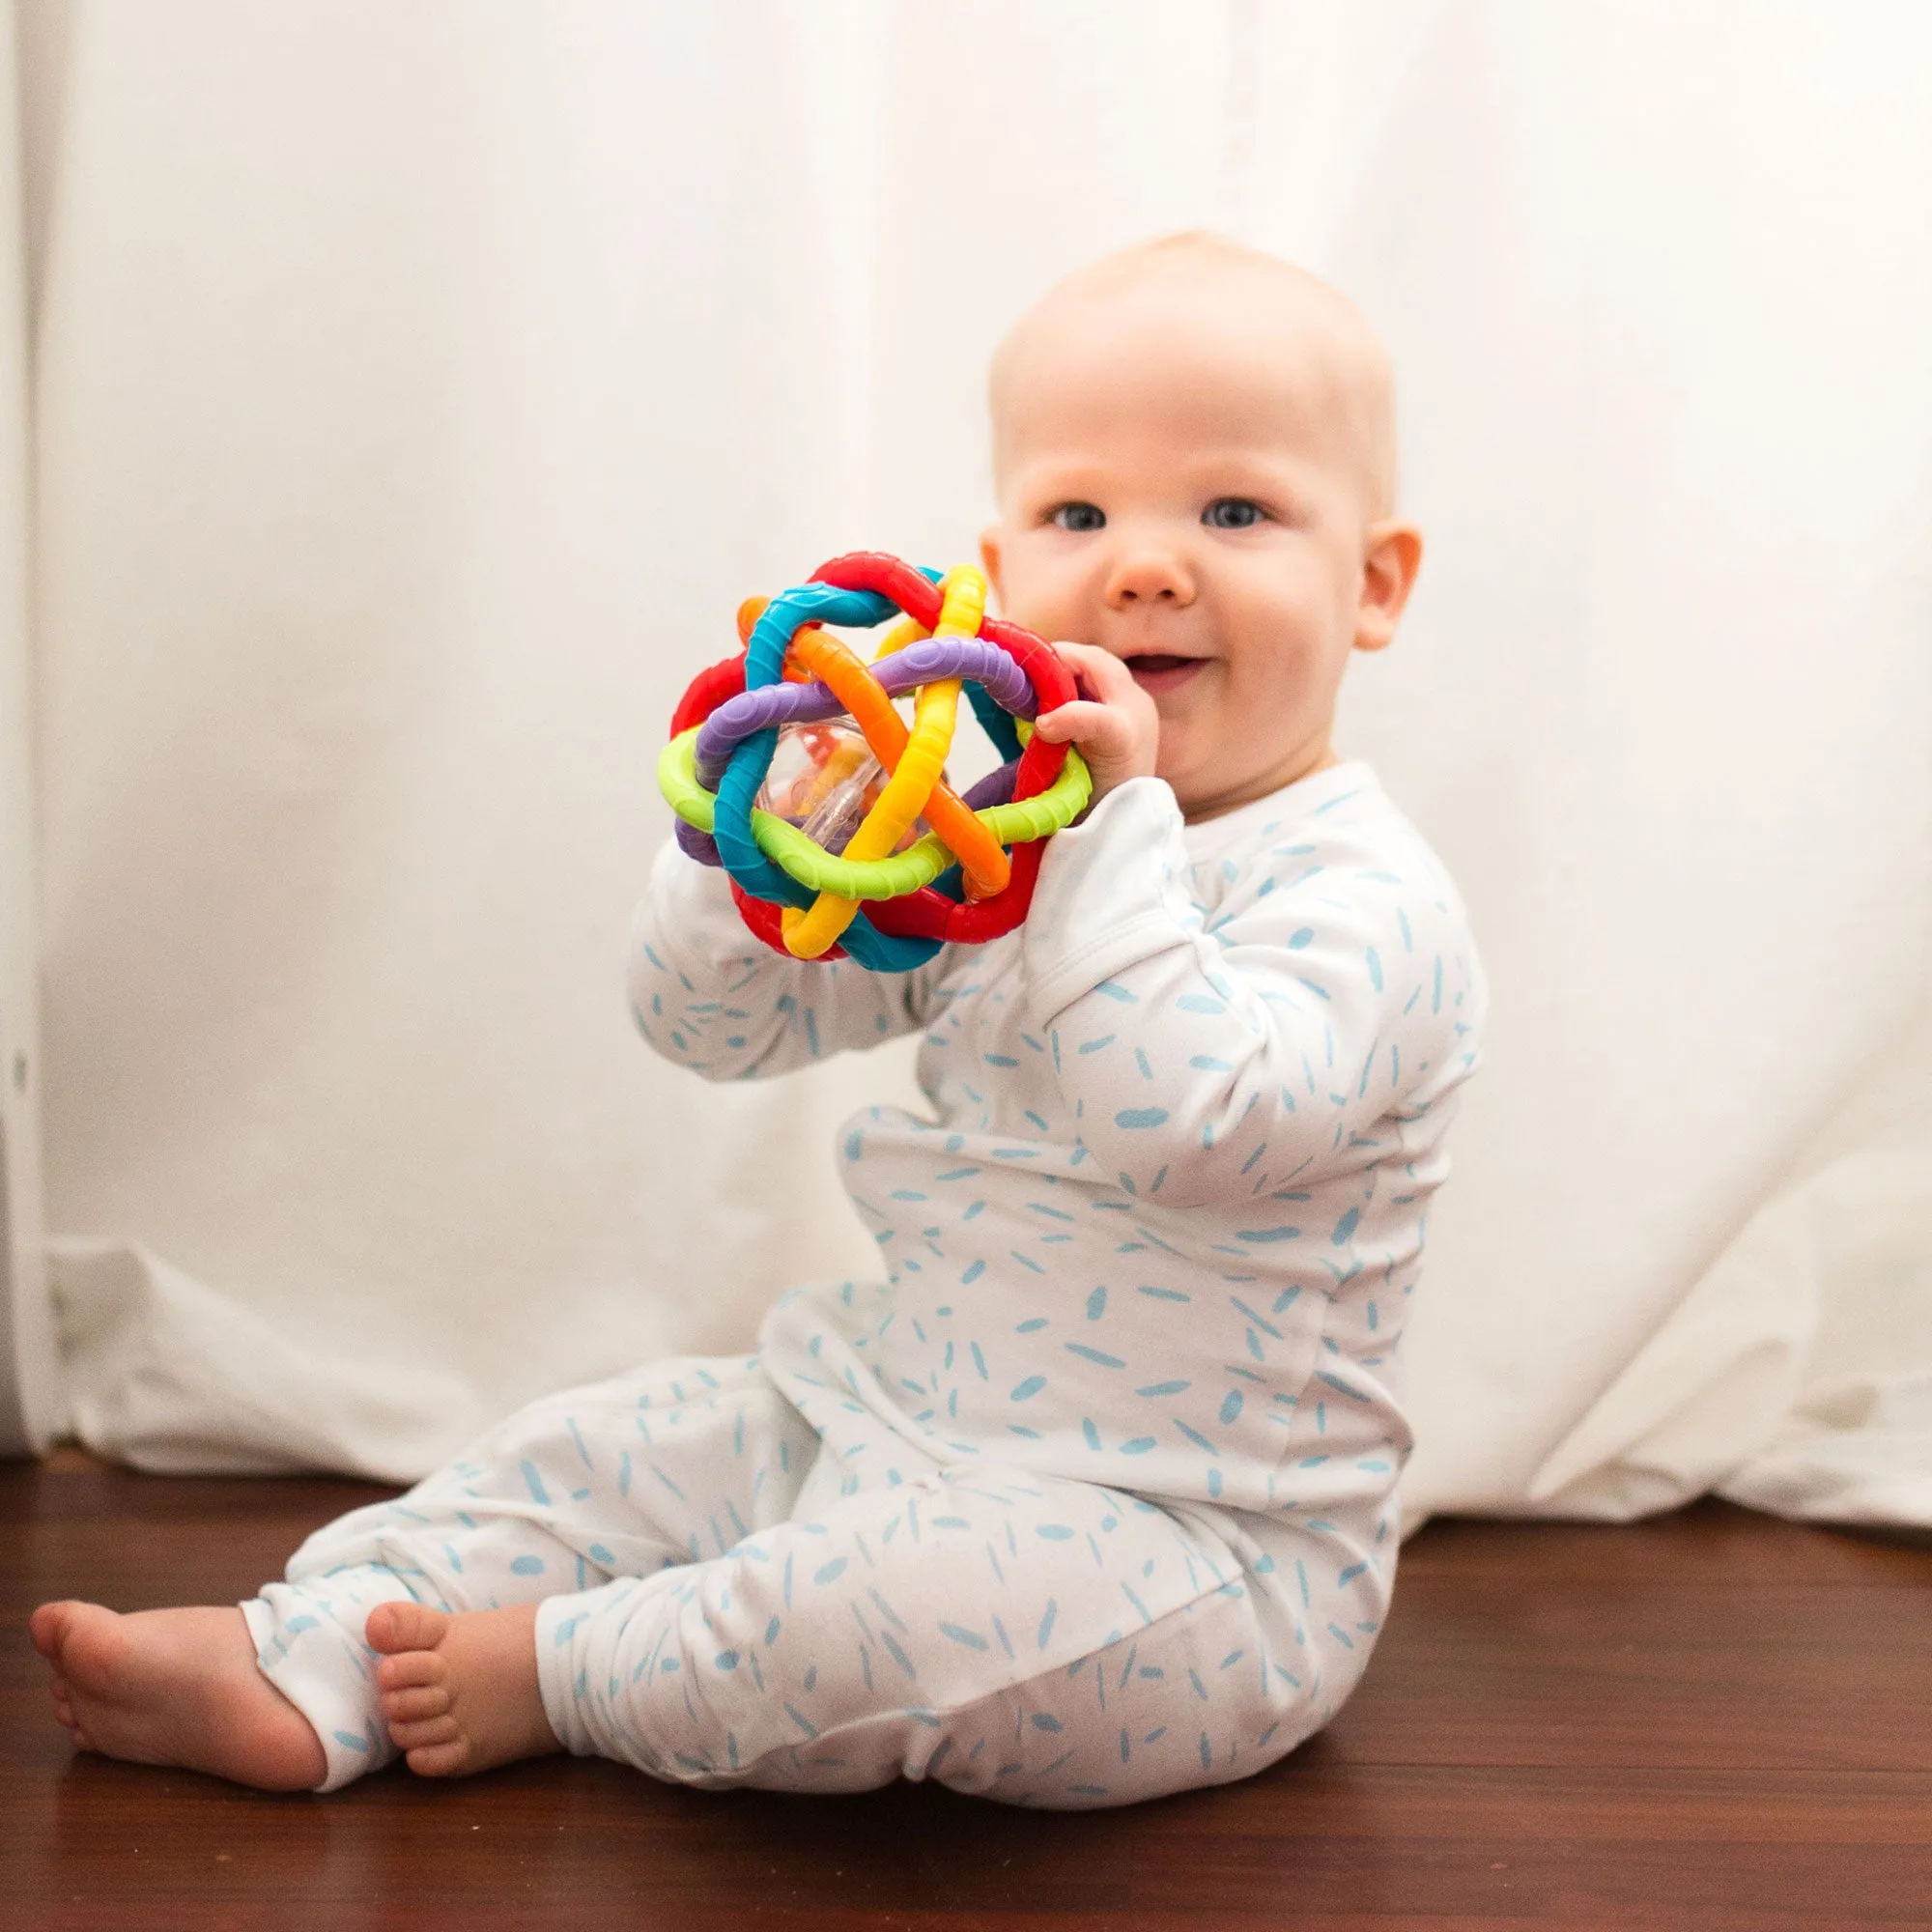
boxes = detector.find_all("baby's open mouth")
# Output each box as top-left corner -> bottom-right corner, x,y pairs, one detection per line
1123,653 -> 1207,693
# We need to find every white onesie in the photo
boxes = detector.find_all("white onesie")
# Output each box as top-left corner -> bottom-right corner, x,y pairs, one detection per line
244,762 -> 1485,1805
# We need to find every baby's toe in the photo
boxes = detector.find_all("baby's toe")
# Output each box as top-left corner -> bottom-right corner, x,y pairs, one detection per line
389,1714 -> 461,1752
380,1683 -> 451,1724
375,1647 -> 447,1693
365,1600 -> 448,1656
404,1736 -> 472,1778
30,1601 -> 81,1661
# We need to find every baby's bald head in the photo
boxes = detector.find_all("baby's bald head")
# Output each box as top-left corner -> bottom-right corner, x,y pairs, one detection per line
989,233 -> 1398,521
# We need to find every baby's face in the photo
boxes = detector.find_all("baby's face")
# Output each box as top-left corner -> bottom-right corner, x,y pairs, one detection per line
981,270 -> 1412,821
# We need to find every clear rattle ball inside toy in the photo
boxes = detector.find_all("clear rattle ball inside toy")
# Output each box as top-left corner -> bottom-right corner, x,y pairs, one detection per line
757,722 -> 928,856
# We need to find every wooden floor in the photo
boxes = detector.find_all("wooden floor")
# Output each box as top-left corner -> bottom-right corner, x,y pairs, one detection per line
2,1462 -> 1928,1931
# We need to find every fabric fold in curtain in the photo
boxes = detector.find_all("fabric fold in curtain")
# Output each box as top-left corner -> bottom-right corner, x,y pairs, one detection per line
14,2 -> 1932,1527
1532,1000 -> 1932,1529
51,1238 -> 488,1479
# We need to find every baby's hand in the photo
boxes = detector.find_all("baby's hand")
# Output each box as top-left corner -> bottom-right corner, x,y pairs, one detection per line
1032,642 -> 1159,805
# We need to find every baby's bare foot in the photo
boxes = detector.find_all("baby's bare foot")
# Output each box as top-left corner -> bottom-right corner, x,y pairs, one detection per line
367,1600 -> 559,1777
29,1601 -> 327,1791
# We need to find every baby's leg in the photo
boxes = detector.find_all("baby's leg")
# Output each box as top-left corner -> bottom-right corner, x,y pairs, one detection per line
258,1353 -> 819,1789
37,1353 -> 817,1792
522,1464 -> 1343,1807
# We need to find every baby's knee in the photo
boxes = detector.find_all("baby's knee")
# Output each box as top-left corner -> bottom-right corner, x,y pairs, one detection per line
928,1605 -> 1328,1809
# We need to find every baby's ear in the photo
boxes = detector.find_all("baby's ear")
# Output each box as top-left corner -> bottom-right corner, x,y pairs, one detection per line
1355,522 -> 1423,654
978,527 -> 1006,603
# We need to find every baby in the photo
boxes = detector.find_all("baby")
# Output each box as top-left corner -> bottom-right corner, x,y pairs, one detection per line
33,233 -> 1485,1806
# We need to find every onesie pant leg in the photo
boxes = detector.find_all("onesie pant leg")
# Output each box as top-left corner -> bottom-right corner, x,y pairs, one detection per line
534,1463 -> 1339,1807
242,1353 -> 818,1790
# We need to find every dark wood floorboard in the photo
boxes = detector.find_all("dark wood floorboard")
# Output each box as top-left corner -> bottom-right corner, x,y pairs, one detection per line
3,1461 -> 1928,1930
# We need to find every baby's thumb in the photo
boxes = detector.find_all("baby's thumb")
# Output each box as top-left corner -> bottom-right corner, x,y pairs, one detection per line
1034,700 -> 1109,748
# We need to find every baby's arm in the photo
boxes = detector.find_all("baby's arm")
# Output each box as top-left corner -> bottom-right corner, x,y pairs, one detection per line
1020,780 -> 1480,1207
630,838 -> 947,1081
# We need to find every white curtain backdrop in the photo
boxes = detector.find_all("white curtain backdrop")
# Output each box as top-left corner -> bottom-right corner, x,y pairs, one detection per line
0,1 -> 48,1458
8,1 -> 1929,1526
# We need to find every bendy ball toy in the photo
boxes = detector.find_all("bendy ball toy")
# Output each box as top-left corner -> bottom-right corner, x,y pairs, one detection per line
660,552 -> 1092,973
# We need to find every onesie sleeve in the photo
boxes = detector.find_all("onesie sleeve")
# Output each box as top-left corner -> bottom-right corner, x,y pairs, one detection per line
628,838 -> 949,1081
1020,776 -> 1483,1208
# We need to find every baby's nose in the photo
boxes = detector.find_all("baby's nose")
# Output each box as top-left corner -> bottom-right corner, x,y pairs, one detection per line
1105,546 -> 1195,608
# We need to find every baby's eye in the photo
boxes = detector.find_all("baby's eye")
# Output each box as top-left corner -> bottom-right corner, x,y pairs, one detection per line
1203,497 -> 1265,529
1049,501 -> 1106,532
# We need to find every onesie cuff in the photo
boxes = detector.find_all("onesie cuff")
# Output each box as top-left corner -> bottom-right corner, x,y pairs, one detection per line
535,1578 -> 673,1765
242,1584 -> 404,1794
628,836 -> 757,1013
636,834 -> 750,953
1022,777 -> 1193,1021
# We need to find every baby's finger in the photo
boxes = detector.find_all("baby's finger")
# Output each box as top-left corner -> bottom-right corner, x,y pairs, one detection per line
1034,699 -> 1129,755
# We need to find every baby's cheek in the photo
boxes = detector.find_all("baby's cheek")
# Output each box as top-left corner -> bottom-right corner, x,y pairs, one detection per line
1012,587 -> 1082,642
999,552 -> 1090,641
